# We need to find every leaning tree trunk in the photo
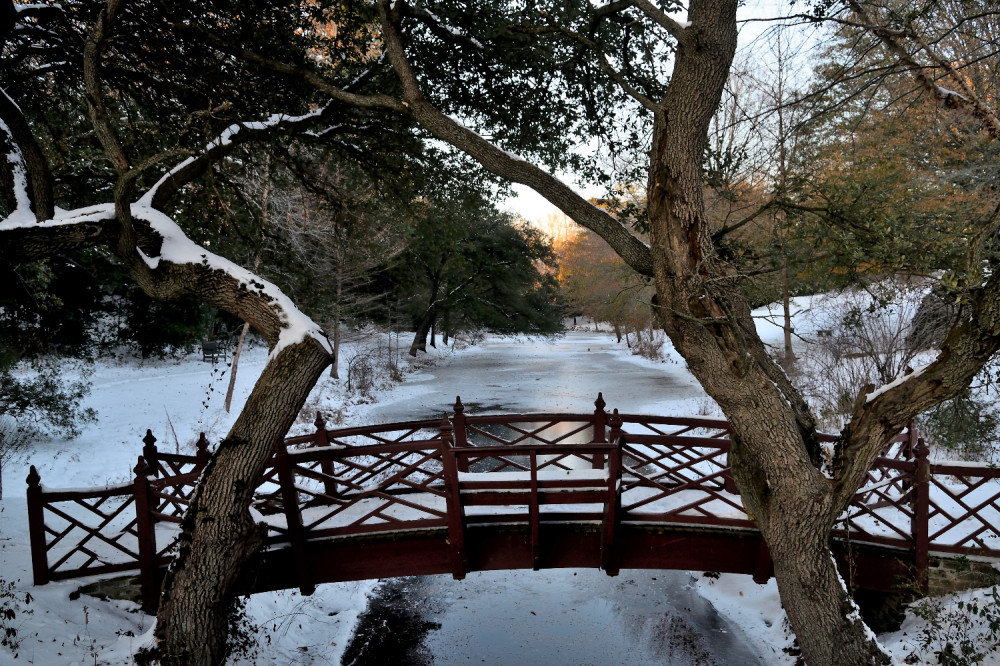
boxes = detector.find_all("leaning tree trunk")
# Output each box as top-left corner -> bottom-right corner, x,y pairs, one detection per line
408,307 -> 435,357
154,338 -> 330,665
642,1 -> 890,661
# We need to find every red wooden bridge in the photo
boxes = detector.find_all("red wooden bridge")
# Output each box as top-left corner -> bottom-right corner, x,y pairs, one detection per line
25,395 -> 1000,611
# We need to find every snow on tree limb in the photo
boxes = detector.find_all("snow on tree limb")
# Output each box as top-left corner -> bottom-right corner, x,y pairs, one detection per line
139,104 -> 332,210
0,114 -> 34,225
130,205 -> 331,358
0,201 -> 332,359
0,85 -> 54,220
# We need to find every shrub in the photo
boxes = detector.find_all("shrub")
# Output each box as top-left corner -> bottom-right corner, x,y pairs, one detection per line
0,578 -> 33,659
908,586 -> 1000,665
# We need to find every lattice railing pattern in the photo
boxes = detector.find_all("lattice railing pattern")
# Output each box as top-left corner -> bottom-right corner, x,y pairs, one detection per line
262,425 -> 450,542
28,399 -> 1000,602
926,462 -> 1000,555
618,436 -> 750,527
29,478 -> 141,581
839,458 -> 916,547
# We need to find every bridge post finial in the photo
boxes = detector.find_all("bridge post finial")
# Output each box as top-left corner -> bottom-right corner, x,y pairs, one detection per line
134,455 -> 151,478
132,456 -> 158,612
142,429 -> 158,474
906,421 -> 919,459
592,393 -> 609,467
25,465 -> 49,586
451,399 -> 468,472
608,408 -> 623,440
311,412 -> 336,496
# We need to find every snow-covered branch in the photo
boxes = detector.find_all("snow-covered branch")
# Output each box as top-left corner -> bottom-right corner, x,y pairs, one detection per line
401,2 -> 484,51
0,85 -> 53,221
140,104 -> 333,210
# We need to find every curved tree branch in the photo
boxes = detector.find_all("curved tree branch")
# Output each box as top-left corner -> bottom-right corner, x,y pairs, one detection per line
143,106 -> 335,211
376,0 -> 654,276
633,0 -> 691,44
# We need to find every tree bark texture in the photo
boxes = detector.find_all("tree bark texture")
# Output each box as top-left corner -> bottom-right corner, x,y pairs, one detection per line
636,2 -> 890,661
409,306 -> 435,357
153,338 -> 330,665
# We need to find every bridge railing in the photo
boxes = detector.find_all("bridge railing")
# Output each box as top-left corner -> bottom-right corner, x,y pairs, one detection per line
25,394 -> 1000,605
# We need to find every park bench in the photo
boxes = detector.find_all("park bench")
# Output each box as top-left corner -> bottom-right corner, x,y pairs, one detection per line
201,341 -> 224,363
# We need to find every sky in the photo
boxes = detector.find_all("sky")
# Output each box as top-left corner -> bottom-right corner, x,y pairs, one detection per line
501,0 -> 815,228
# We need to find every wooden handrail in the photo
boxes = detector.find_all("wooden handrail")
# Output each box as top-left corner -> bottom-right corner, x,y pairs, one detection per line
26,409 -> 1000,607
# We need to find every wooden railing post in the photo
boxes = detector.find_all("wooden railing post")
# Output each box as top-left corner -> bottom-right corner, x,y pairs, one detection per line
452,397 -> 469,473
607,409 -> 623,445
529,449 -> 541,570
602,436 -> 622,576
194,432 -> 210,471
592,393 -> 607,469
313,412 -> 338,499
440,415 -> 467,579
142,430 -> 158,477
133,456 -> 158,612
913,437 -> 930,594
275,442 -> 314,596
25,466 -> 49,586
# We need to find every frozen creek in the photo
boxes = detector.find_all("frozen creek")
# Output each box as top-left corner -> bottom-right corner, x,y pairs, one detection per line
342,330 -> 766,665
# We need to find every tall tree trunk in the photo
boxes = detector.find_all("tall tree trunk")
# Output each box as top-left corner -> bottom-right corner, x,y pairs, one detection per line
332,267 -> 342,380
782,259 -> 795,368
613,322 -> 622,343
154,338 -> 330,665
642,1 -> 889,661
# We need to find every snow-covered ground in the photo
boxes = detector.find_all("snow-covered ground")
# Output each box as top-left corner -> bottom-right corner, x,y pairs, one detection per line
0,298 -> 998,664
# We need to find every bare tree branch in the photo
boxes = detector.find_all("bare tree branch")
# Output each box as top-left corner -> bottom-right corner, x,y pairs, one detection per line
847,0 -> 1000,141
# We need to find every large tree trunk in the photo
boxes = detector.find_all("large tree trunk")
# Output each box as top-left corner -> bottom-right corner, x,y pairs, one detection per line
331,259 -> 343,380
154,337 -> 330,665
640,1 -> 890,660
